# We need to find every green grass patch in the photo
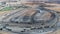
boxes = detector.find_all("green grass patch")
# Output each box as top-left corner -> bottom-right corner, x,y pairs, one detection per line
0,6 -> 31,11
0,6 -> 14,11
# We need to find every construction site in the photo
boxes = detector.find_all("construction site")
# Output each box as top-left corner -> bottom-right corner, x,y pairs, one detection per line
0,0 -> 60,34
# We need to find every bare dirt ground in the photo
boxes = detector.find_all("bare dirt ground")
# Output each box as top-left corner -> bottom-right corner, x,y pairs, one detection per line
0,31 -> 11,34
45,7 -> 60,12
0,11 -> 10,16
45,3 -> 60,12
